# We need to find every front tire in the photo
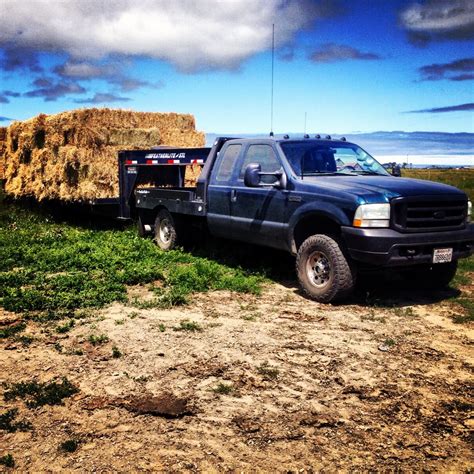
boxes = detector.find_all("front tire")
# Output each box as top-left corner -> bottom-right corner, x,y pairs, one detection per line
154,209 -> 178,250
296,234 -> 356,303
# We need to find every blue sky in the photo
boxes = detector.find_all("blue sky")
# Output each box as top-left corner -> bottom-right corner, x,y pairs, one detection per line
0,0 -> 473,134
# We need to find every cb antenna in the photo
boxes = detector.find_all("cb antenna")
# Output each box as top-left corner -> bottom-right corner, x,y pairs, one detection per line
270,23 -> 275,137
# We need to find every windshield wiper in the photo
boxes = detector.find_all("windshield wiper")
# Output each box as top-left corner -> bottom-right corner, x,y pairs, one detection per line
351,170 -> 382,176
302,172 -> 339,176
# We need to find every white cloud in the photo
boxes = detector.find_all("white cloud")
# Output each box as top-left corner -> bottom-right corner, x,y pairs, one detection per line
400,0 -> 474,40
0,0 -> 323,71
54,61 -> 120,79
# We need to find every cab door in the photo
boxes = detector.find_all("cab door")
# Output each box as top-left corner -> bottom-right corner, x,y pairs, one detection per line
230,144 -> 287,249
207,143 -> 242,238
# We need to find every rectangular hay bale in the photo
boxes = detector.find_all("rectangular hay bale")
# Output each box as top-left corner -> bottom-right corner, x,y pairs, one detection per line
0,127 -> 6,180
3,108 -> 205,201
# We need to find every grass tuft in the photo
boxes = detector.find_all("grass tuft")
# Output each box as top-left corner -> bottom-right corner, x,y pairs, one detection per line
212,382 -> 233,395
0,454 -> 14,468
257,362 -> 279,380
60,439 -> 79,453
88,334 -> 109,345
112,345 -> 122,358
3,377 -> 79,408
55,319 -> 75,333
0,322 -> 26,339
0,409 -> 32,433
173,320 -> 202,332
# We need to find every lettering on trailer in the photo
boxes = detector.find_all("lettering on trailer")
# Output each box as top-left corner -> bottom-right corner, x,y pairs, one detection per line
145,158 -> 204,165
145,152 -> 186,159
125,152 -> 205,166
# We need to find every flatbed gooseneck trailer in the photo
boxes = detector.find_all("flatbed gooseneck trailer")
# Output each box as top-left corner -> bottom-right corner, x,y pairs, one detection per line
111,136 -> 473,303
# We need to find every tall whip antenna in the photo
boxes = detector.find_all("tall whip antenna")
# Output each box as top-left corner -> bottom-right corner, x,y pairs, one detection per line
270,23 -> 275,137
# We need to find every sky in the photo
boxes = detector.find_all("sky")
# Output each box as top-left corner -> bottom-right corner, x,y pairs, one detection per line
0,0 -> 473,135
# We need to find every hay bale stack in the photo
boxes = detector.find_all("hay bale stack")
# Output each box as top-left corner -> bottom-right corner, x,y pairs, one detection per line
4,108 -> 205,201
0,127 -> 7,180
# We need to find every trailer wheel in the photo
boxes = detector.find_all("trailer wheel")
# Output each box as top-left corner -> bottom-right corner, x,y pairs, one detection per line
154,210 -> 178,250
296,234 -> 356,303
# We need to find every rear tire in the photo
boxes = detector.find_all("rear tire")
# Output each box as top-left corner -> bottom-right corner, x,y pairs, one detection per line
154,209 -> 178,250
296,234 -> 356,303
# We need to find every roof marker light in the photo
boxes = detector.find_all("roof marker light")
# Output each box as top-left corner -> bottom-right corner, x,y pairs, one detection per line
341,137 -> 346,141
315,134 -> 321,139
326,135 -> 331,140
304,134 -> 309,139
283,134 -> 290,139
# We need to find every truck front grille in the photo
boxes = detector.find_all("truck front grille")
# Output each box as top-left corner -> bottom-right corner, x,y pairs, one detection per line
392,196 -> 467,233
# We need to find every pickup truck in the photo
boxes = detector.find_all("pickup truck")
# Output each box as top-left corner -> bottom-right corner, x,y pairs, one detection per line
114,136 -> 473,303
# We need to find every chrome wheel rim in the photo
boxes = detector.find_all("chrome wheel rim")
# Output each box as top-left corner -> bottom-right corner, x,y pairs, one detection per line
306,251 -> 331,287
159,220 -> 171,243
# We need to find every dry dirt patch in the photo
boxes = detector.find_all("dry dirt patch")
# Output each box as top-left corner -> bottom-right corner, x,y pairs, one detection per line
1,282 -> 473,471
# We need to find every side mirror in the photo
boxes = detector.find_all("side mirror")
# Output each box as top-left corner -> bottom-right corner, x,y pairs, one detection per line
244,163 -> 262,187
244,163 -> 287,189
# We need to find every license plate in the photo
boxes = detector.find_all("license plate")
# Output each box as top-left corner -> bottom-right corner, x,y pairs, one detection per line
433,248 -> 453,264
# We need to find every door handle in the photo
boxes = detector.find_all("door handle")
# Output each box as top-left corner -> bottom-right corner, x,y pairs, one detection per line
230,189 -> 237,202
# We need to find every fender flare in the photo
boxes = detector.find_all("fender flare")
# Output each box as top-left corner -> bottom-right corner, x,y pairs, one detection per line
287,202 -> 351,253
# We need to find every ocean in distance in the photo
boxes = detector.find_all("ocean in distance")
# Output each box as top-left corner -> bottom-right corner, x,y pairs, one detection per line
206,131 -> 474,168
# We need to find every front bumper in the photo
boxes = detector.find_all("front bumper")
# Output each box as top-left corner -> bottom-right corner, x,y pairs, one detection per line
341,224 -> 474,266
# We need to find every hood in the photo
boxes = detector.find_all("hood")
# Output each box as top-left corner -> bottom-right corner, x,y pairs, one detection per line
299,175 -> 467,203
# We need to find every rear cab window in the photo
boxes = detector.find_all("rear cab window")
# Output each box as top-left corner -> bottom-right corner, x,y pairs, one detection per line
213,143 -> 242,183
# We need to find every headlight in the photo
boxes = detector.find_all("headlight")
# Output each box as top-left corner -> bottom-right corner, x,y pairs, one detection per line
468,201 -> 472,223
353,203 -> 390,228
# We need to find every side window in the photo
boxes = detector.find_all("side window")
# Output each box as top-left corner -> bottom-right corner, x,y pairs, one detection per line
214,144 -> 242,182
239,144 -> 280,184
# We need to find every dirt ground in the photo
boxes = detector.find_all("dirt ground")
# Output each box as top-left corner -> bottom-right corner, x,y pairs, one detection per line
1,278 -> 473,472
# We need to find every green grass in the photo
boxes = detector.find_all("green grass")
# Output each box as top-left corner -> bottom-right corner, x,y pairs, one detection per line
402,169 -> 474,202
0,200 -> 263,315
88,334 -> 109,345
111,345 -> 122,358
55,319 -> 75,333
212,382 -> 233,395
173,320 -> 202,332
257,362 -> 279,380
3,377 -> 79,408
60,439 -> 79,453
451,256 -> 474,323
0,322 -> 26,338
0,454 -> 14,468
0,408 -> 32,433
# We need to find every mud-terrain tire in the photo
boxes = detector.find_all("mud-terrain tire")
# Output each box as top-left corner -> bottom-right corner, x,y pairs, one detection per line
296,234 -> 356,303
154,209 -> 178,250
404,261 -> 458,289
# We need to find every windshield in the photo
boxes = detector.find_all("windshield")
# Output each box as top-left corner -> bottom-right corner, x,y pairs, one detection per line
280,141 -> 390,177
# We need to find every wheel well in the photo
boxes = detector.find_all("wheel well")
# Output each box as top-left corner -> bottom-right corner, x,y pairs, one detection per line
138,206 -> 166,224
293,214 -> 341,251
